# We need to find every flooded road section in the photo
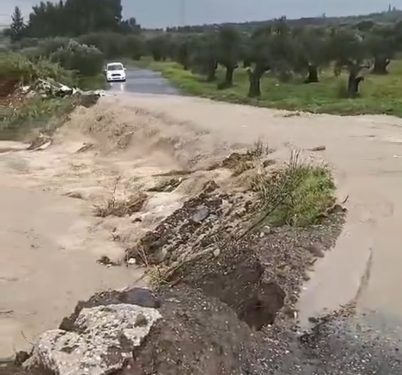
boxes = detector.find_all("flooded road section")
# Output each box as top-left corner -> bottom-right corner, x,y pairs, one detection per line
2,91 -> 402,357
107,67 -> 180,95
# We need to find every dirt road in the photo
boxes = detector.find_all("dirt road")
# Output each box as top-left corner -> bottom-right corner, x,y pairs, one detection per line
1,92 -> 402,358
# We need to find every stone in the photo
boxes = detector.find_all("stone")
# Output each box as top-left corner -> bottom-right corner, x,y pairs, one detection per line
191,206 -> 210,223
306,244 -> 325,258
262,225 -> 271,235
309,145 -> 326,152
135,313 -> 148,327
127,258 -> 136,265
213,248 -> 221,258
24,304 -> 161,375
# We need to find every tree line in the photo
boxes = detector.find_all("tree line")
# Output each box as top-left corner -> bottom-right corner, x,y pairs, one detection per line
147,19 -> 401,98
6,0 -> 140,41
6,1 -> 402,97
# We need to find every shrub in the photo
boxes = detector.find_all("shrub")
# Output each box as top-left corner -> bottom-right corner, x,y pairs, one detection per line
122,35 -> 145,60
50,40 -> 104,76
79,32 -> 146,60
252,152 -> 336,226
20,46 -> 42,60
0,52 -> 74,85
38,37 -> 70,56
0,96 -> 76,139
78,32 -> 124,59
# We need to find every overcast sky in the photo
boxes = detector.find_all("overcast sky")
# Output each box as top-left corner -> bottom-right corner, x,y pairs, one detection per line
1,0 -> 402,28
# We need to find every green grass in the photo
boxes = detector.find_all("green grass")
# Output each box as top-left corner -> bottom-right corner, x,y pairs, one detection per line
0,96 -> 76,140
0,52 -> 76,87
252,155 -> 335,227
136,58 -> 402,117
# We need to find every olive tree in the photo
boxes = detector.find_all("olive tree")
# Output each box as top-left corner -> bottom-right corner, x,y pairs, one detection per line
366,25 -> 396,74
174,36 -> 193,70
294,27 -> 330,83
191,33 -> 219,82
216,26 -> 242,89
147,35 -> 171,61
329,29 -> 370,97
245,27 -> 272,97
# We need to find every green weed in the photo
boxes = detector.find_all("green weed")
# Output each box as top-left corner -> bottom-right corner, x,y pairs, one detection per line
252,152 -> 335,227
0,96 -> 75,140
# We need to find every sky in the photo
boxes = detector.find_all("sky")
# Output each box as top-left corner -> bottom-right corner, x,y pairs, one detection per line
1,0 -> 402,28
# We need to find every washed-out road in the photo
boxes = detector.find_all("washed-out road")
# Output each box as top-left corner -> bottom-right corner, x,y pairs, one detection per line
1,68 -> 402,360
117,92 -> 402,334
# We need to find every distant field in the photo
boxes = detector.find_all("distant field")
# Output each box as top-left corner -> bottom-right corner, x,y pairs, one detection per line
135,59 -> 402,117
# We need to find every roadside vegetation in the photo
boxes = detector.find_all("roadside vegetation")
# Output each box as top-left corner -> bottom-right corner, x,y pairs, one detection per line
138,59 -> 402,116
3,0 -> 402,125
134,15 -> 402,117
252,154 -> 335,227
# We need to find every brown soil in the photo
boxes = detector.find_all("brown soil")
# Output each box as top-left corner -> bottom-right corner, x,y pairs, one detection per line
125,162 -> 343,331
0,79 -> 18,98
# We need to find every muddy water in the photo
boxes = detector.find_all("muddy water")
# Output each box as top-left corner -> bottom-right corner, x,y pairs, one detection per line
0,100 -> 227,359
117,94 -> 402,331
0,186 -> 145,358
107,67 -> 180,96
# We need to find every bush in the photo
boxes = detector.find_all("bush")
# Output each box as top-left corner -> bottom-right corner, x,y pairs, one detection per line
38,37 -> 70,56
78,32 -> 124,59
252,152 -> 336,226
79,32 -> 146,60
122,35 -> 145,60
50,40 -> 104,76
0,52 -> 75,85
0,96 -> 76,139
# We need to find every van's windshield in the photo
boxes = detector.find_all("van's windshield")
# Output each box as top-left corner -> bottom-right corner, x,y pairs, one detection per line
107,64 -> 123,71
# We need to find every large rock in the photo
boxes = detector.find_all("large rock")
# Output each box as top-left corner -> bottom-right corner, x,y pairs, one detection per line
24,304 -> 161,375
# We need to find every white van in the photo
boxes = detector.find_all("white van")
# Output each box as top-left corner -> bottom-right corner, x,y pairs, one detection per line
105,62 -> 126,82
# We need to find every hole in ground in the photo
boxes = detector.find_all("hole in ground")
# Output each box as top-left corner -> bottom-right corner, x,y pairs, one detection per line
238,282 -> 286,330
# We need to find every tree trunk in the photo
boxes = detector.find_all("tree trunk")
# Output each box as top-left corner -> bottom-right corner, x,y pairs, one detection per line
206,61 -> 217,82
347,71 -> 364,98
372,57 -> 390,74
225,66 -> 235,86
247,65 -> 266,98
218,65 -> 236,90
305,64 -> 319,83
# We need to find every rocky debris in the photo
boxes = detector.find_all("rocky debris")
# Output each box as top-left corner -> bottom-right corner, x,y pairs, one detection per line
32,79 -> 75,98
128,181 -> 252,265
127,258 -> 136,265
76,142 -> 95,153
148,177 -> 184,192
190,205 -> 210,223
94,192 -> 148,218
304,244 -> 325,258
125,164 -> 343,329
221,152 -> 254,170
64,191 -> 84,200
27,133 -> 52,151
60,288 -> 160,332
24,304 -> 161,375
308,145 -> 326,152
130,286 -> 267,375
280,111 -> 302,118
97,255 -> 120,267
